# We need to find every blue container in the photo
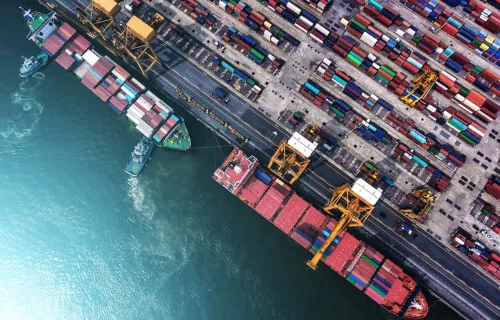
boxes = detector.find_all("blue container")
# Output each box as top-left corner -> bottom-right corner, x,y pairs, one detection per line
254,44 -> 269,57
295,229 -> 312,241
371,281 -> 388,295
255,169 -> 272,185
363,131 -> 374,141
234,69 -> 249,80
343,89 -> 360,100
409,129 -> 427,143
473,80 -> 490,92
244,18 -> 259,30
377,99 -> 393,110
247,53 -> 263,65
327,136 -> 337,145
243,6 -> 252,14
383,176 -> 394,186
375,274 -> 393,287
368,124 -> 377,132
348,274 -> 366,287
282,11 -> 296,23
305,82 -> 320,95
241,34 -> 257,47
358,126 -> 367,133
228,26 -> 238,34
283,33 -> 300,46
342,34 -> 357,45
335,99 -> 351,111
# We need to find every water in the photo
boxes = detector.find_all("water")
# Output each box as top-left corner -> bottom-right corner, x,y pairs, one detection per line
0,1 -> 459,319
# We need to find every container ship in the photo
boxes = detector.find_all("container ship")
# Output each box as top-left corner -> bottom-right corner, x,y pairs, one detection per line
21,7 -> 191,150
213,148 -> 429,319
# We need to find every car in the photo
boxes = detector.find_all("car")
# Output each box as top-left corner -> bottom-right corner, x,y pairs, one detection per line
399,221 -> 418,239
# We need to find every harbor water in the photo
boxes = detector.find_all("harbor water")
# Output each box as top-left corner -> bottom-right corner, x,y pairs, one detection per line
0,1 -> 458,319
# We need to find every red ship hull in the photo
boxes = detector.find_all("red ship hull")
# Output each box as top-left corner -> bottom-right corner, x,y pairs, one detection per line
213,148 -> 429,319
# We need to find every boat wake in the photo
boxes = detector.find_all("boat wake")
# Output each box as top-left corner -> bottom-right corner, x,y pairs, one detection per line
0,73 -> 45,142
127,176 -> 156,220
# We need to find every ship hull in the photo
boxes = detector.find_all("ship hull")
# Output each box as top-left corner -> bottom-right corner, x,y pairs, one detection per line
19,53 -> 48,77
213,148 -> 429,319
125,138 -> 155,177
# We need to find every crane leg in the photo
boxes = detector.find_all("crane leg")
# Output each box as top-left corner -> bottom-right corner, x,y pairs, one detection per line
306,216 -> 350,270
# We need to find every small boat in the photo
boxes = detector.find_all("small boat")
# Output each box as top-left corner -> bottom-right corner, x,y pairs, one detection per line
19,53 -> 48,77
125,137 -> 155,176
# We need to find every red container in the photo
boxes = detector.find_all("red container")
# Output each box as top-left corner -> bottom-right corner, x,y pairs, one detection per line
333,44 -> 348,57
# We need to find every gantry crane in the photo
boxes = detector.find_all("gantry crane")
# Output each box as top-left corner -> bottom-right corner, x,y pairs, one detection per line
268,133 -> 317,185
400,71 -> 438,108
113,16 -> 160,77
307,179 -> 381,270
399,187 -> 436,223
76,0 -> 120,40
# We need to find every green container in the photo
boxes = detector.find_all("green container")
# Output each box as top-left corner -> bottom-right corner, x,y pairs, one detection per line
229,0 -> 238,5
250,48 -> 265,61
448,121 -> 463,132
362,255 -> 379,268
429,147 -> 439,155
276,30 -> 285,38
221,61 -> 235,73
460,87 -> 470,96
352,19 -> 367,30
330,106 -> 345,118
381,65 -> 396,77
348,51 -> 363,62
473,39 -> 482,46
472,65 -> 484,74
346,54 -> 362,67
364,162 -> 374,170
293,112 -> 304,119
411,36 -> 421,44
482,208 -> 492,216
246,78 -> 255,86
382,137 -> 390,144
460,133 -> 476,145
436,153 -> 446,160
370,284 -> 387,297
376,72 -> 390,82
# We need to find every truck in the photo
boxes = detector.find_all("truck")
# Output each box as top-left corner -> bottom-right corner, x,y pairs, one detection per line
213,87 -> 230,103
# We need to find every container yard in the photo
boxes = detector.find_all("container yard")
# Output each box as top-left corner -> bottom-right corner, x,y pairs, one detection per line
33,0 -> 500,318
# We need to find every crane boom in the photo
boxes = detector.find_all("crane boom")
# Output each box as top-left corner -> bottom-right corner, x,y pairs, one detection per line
307,181 -> 379,270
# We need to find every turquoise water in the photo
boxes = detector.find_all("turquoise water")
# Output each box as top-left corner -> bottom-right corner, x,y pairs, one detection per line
0,1 -> 458,319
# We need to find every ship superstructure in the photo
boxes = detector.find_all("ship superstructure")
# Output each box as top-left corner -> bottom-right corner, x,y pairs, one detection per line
20,7 -> 59,46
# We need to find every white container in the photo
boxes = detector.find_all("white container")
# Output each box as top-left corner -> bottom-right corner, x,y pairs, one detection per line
370,94 -> 378,101
435,81 -> 448,91
407,29 -> 416,36
121,86 -> 136,99
443,111 -> 452,119
381,34 -> 390,42
264,30 -> 272,41
317,66 -> 326,74
367,53 -> 377,61
396,29 -> 405,37
155,100 -> 172,113
131,78 -> 146,91
82,50 -> 100,66
476,110 -> 494,122
314,24 -> 330,37
468,125 -> 485,137
219,1 -> 226,9
309,34 -> 323,43
300,16 -> 313,27
268,54 -> 275,61
436,47 -> 443,54
441,70 -> 457,82
126,111 -> 140,124
129,104 -> 145,118
372,63 -> 380,69
286,2 -> 301,16
463,99 -> 480,111
295,23 -> 309,34
458,103 -> 474,114
426,105 -> 437,113
271,37 -> 279,45
323,58 -> 332,66
361,93 -> 369,99
454,94 -> 465,102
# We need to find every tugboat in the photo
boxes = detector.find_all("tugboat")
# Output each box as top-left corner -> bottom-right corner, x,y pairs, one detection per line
19,53 -> 48,77
125,137 -> 155,176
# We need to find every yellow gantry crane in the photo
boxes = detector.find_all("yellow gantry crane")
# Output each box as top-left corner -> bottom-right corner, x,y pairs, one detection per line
400,71 -> 438,108
307,179 -> 381,270
77,0 -> 120,40
268,133 -> 317,185
399,187 -> 436,223
113,16 -> 160,77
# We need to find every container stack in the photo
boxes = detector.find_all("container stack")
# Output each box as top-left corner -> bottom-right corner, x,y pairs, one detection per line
310,222 -> 338,258
484,175 -> 500,200
222,26 -> 285,69
154,115 -> 180,143
84,56 -> 116,102
442,105 -> 487,145
297,0 -> 333,13
108,65 -> 132,114
41,33 -> 67,57
290,207 -> 327,249
126,91 -> 168,137
441,18 -> 500,65
363,0 -> 399,27
263,0 -> 321,35
218,0 -> 301,47
347,246 -> 383,291
368,259 -> 399,303
180,0 -> 217,26
55,49 -> 77,71
459,1 -> 500,34
451,229 -> 500,279
54,22 -> 77,42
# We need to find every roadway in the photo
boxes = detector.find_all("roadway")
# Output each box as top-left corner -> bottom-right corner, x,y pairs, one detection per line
39,1 -> 500,318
